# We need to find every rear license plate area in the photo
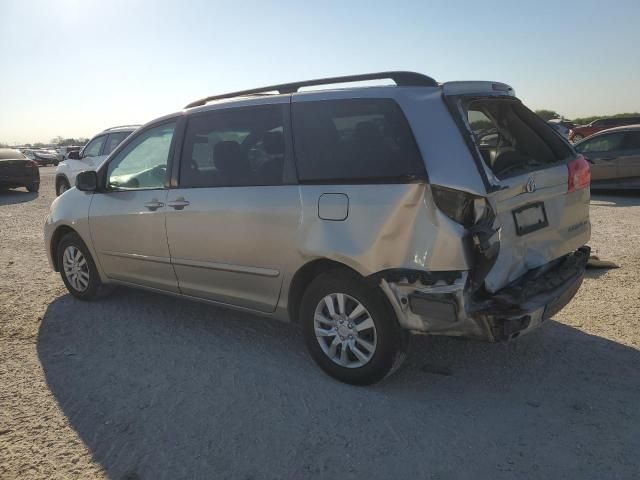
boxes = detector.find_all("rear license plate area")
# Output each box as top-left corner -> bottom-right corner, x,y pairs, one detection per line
512,202 -> 548,236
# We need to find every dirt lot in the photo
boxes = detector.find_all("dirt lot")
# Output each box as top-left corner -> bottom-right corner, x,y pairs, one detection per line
1,167 -> 639,479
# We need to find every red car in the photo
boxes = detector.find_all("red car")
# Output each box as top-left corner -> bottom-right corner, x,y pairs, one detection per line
569,116 -> 640,143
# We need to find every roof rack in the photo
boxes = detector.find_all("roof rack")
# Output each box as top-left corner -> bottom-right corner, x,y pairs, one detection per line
185,71 -> 438,109
103,124 -> 141,131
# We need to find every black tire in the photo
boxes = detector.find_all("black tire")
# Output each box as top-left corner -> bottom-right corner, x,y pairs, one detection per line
300,269 -> 407,385
26,183 -> 39,193
57,232 -> 113,301
56,177 -> 70,196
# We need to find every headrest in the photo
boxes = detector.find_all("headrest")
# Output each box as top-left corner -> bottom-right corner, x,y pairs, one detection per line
213,141 -> 245,174
263,131 -> 285,155
354,121 -> 380,144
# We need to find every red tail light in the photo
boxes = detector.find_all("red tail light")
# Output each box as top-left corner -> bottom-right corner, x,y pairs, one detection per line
568,154 -> 590,192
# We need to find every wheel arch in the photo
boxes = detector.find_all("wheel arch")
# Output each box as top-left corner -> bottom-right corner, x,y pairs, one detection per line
50,225 -> 79,271
286,258 -> 364,323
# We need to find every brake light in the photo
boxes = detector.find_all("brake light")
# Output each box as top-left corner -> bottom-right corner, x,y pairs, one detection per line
568,155 -> 590,192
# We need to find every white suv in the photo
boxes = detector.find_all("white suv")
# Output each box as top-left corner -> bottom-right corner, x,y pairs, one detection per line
55,125 -> 138,195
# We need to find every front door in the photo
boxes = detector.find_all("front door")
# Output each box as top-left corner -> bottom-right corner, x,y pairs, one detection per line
618,131 -> 640,187
164,102 -> 300,312
89,121 -> 179,292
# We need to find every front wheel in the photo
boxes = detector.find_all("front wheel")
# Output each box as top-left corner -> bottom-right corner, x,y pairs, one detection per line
57,232 -> 113,300
56,177 -> 70,196
300,270 -> 407,385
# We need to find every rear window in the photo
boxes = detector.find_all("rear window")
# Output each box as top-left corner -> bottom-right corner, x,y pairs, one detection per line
466,99 -> 573,179
292,98 -> 425,183
0,149 -> 26,160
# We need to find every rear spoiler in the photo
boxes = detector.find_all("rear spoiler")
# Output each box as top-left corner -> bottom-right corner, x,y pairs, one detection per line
442,81 -> 516,97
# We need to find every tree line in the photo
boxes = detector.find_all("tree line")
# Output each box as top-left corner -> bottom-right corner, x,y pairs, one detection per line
535,110 -> 640,125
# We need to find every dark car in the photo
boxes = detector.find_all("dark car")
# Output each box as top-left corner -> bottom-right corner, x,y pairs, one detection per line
568,116 -> 640,143
574,124 -> 640,189
0,148 -> 40,192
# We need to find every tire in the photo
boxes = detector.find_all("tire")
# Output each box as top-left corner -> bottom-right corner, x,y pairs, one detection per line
56,177 -> 70,196
57,232 -> 113,301
300,269 -> 407,385
26,183 -> 39,193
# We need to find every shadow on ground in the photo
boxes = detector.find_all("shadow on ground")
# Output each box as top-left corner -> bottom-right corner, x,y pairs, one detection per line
0,189 -> 38,205
38,289 -> 640,479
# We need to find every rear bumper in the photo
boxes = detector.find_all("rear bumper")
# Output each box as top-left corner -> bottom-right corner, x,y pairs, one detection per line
0,173 -> 39,187
382,246 -> 590,341
466,246 -> 589,341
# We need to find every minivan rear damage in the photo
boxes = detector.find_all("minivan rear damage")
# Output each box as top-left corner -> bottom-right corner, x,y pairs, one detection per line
377,90 -> 591,341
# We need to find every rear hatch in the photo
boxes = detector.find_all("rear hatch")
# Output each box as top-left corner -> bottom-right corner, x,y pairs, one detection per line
442,84 -> 591,293
0,159 -> 37,179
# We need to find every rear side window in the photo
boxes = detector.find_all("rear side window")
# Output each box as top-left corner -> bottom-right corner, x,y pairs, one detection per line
578,133 -> 625,153
292,98 -> 425,183
179,104 -> 287,187
623,131 -> 640,150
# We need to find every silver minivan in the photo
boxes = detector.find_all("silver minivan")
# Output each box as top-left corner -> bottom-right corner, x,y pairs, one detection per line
45,72 -> 591,384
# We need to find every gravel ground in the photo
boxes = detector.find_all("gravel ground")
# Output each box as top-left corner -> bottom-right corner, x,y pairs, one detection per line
1,168 -> 639,479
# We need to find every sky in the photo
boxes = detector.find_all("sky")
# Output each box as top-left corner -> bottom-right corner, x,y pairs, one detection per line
1,0 -> 639,144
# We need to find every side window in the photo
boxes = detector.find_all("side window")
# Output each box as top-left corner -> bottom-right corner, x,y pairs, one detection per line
107,122 -> 176,190
292,98 -> 424,182
623,132 -> 640,151
82,135 -> 106,158
179,105 -> 286,187
577,133 -> 625,154
103,132 -> 130,156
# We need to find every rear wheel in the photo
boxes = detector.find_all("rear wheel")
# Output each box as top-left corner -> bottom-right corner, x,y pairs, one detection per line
56,177 -> 70,196
26,183 -> 39,193
57,232 -> 112,300
300,269 -> 407,385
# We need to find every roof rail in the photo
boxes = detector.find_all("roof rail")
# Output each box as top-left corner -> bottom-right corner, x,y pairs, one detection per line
185,71 -> 438,109
103,124 -> 141,131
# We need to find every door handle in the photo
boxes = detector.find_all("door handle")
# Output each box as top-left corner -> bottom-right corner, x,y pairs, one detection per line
167,198 -> 190,210
144,200 -> 165,211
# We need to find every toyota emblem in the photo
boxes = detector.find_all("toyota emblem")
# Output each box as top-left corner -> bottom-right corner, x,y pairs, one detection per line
525,177 -> 536,193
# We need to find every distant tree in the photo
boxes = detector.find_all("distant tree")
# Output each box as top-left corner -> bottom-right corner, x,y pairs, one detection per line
50,137 -> 89,146
535,110 -> 561,121
571,112 -> 640,125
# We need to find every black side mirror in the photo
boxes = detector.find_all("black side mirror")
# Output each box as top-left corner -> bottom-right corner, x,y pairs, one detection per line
67,150 -> 80,160
76,170 -> 98,191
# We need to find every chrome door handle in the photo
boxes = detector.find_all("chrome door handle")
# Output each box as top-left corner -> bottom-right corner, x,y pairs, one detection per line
144,200 -> 165,211
167,198 -> 190,210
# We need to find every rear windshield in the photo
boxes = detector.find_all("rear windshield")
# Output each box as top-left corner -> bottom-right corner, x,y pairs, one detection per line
0,149 -> 26,160
466,99 -> 573,179
292,98 -> 425,183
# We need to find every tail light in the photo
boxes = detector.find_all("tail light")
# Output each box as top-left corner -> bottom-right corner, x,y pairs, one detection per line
431,185 -> 487,227
28,160 -> 39,168
568,154 -> 590,192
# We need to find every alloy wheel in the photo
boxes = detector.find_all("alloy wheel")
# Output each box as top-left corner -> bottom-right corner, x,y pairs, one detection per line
62,245 -> 90,292
313,293 -> 377,368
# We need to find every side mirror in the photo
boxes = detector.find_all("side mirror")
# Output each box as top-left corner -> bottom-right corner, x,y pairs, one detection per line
67,150 -> 80,160
76,170 -> 98,192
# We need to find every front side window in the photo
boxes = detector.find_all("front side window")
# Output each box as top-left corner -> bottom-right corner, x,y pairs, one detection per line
107,122 -> 175,190
623,131 -> 640,150
83,135 -> 106,157
577,133 -> 625,154
292,98 -> 424,182
179,105 -> 286,187
103,132 -> 130,156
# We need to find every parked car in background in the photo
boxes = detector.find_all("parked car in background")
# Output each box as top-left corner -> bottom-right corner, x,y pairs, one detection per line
568,116 -> 640,143
55,125 -> 137,195
0,148 -> 40,192
55,145 -> 82,162
574,124 -> 640,189
45,72 -> 591,385
29,148 -> 60,166
548,121 -> 569,138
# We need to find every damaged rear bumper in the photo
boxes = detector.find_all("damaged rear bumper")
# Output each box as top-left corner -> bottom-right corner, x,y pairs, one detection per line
379,246 -> 590,342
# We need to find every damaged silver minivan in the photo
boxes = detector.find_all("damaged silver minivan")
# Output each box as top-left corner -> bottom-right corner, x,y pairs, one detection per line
45,72 -> 591,385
